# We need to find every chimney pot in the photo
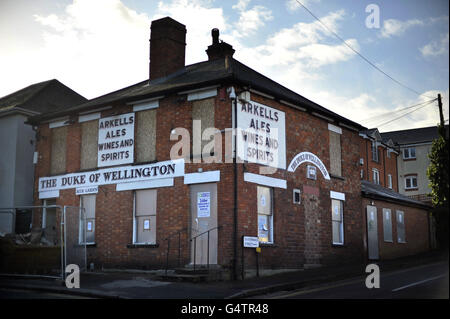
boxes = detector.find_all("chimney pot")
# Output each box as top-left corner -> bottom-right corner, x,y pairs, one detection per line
206,28 -> 235,61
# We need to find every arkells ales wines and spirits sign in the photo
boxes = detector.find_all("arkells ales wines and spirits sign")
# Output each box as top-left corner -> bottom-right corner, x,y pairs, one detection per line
98,112 -> 135,167
237,100 -> 286,169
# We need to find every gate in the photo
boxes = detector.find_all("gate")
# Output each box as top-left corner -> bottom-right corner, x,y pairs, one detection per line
0,205 -> 86,280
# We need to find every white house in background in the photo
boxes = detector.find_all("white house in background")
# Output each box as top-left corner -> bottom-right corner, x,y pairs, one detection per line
0,79 -> 86,234
381,125 -> 449,204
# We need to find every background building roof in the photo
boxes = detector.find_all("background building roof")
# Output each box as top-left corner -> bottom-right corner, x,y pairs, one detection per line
0,79 -> 86,117
380,125 -> 449,145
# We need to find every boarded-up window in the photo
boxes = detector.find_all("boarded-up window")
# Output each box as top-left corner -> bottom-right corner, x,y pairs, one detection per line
134,189 -> 157,244
50,126 -> 67,174
396,210 -> 406,243
192,98 -> 215,159
136,109 -> 156,163
383,208 -> 393,242
329,131 -> 342,176
80,120 -> 98,170
80,195 -> 96,244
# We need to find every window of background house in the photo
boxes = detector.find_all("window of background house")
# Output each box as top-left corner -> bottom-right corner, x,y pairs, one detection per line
293,189 -> 301,204
331,199 -> 344,245
257,186 -> 273,244
388,174 -> 393,189
50,126 -> 67,174
134,189 -> 157,244
371,141 -> 379,162
329,128 -> 342,177
403,147 -> 416,160
382,208 -> 393,242
405,175 -> 418,190
396,210 -> 406,243
80,195 -> 96,244
80,120 -> 98,169
372,168 -> 380,185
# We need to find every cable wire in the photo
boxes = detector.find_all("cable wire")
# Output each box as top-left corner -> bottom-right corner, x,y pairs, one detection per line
359,98 -> 437,124
374,99 -> 436,128
294,0 -> 434,98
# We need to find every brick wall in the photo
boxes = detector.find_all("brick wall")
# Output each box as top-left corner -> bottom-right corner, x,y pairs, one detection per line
362,198 -> 430,260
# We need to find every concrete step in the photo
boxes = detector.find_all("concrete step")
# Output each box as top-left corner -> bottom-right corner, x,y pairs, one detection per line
158,273 -> 209,283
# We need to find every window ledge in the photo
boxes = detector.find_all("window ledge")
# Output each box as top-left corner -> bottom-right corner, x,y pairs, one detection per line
405,188 -> 418,192
259,242 -> 277,248
332,243 -> 345,247
127,243 -> 159,248
330,174 -> 345,181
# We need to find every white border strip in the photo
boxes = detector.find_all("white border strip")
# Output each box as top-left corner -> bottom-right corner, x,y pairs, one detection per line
184,170 -> 220,185
328,123 -> 342,135
133,100 -> 159,112
116,178 -> 174,192
244,172 -> 287,189
39,190 -> 60,199
187,88 -> 217,101
330,190 -> 346,201
79,112 -> 100,123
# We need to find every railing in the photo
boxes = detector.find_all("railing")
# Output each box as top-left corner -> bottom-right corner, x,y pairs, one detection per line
190,225 -> 222,273
164,228 -> 188,276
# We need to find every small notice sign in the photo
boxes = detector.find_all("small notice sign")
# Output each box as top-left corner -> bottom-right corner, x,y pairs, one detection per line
197,192 -> 211,218
243,236 -> 259,248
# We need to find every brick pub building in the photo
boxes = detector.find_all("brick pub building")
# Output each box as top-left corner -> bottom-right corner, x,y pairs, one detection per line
28,17 -> 432,279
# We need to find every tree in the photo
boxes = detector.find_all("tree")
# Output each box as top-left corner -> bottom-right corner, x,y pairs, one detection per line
427,124 -> 449,248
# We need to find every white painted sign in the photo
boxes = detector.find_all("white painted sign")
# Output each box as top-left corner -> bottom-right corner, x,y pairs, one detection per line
243,236 -> 259,248
39,159 -> 184,193
288,152 -> 330,180
197,192 -> 211,218
236,100 -> 286,169
76,186 -> 98,195
98,112 -> 135,167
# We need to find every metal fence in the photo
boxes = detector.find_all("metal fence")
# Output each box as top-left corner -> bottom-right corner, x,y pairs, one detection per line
0,205 -> 86,280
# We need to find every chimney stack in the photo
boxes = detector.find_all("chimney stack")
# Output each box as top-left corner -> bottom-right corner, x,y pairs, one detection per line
206,28 -> 235,61
149,17 -> 186,81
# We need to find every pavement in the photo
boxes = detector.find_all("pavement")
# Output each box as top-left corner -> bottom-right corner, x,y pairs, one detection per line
0,250 -> 447,299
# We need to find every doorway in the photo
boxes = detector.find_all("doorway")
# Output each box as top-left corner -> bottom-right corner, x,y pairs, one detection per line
189,183 -> 218,266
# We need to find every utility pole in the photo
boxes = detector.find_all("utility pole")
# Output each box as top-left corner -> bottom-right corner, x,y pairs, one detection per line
437,93 -> 444,128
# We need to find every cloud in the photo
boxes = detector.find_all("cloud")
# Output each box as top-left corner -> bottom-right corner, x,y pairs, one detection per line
155,0 -> 227,63
420,33 -> 449,57
380,18 -> 425,38
232,1 -> 273,38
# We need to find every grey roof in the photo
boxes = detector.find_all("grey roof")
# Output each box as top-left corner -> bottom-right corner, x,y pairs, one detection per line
380,125 -> 449,145
361,180 -> 430,208
0,79 -> 87,116
27,57 -> 366,130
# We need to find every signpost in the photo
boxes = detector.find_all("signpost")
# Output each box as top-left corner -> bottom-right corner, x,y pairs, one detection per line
242,236 -> 260,280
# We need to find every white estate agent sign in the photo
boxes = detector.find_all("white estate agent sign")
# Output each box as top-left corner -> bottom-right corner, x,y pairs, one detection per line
197,192 -> 211,218
237,100 -> 286,169
98,112 -> 135,167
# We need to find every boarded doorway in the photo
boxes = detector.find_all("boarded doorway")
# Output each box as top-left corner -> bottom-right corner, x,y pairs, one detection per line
190,183 -> 218,266
366,205 -> 379,260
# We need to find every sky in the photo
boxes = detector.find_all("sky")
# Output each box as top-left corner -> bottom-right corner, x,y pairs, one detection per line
0,0 -> 448,132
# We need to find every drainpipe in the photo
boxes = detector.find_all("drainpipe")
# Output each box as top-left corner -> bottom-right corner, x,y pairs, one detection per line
228,86 -> 238,280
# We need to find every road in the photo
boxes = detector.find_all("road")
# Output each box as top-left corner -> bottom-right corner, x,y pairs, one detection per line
258,261 -> 449,299
0,288 -> 92,299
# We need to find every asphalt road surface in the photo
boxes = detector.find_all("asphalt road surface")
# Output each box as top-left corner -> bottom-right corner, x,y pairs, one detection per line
260,261 -> 449,299
0,288 -> 92,299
